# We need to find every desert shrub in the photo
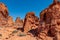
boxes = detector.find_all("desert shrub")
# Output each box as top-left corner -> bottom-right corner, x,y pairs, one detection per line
17,33 -> 26,36
12,30 -> 18,33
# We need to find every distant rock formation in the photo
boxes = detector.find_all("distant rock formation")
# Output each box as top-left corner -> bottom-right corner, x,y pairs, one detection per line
7,16 -> 14,26
23,12 -> 39,33
14,17 -> 23,28
15,17 -> 23,26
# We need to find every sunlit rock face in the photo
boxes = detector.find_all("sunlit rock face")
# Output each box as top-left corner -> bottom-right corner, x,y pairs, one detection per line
38,0 -> 60,40
23,12 -> 39,33
1,0 -> 60,40
7,16 -> 14,26
0,3 -> 8,18
0,3 -> 9,26
14,17 -> 23,28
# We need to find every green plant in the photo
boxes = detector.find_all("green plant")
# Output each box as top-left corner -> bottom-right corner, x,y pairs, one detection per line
12,30 -> 18,33
17,33 -> 26,36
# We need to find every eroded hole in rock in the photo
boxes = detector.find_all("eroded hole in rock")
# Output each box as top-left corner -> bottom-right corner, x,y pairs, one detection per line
35,24 -> 39,26
0,34 -> 2,37
17,28 -> 24,32
5,38 -> 8,39
57,22 -> 60,25
48,28 -> 56,37
29,16 -> 31,18
31,22 -> 34,24
43,13 -> 46,21
48,29 -> 54,37
35,19 -> 39,22
29,28 -> 38,37
4,9 -> 8,14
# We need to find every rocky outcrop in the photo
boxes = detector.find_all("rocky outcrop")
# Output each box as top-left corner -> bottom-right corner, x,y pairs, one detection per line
0,3 -> 8,18
0,3 -> 9,26
0,0 -> 60,40
14,17 -> 23,28
23,12 -> 39,33
15,17 -> 23,26
7,16 -> 14,26
38,0 -> 60,40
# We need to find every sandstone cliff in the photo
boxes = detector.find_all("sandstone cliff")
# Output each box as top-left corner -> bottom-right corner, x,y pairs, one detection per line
38,0 -> 60,40
23,12 -> 39,33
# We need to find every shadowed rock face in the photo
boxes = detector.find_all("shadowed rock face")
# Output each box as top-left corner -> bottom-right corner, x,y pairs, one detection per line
23,12 -> 39,33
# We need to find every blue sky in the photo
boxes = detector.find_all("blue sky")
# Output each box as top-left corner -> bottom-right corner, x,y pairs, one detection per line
0,0 -> 53,20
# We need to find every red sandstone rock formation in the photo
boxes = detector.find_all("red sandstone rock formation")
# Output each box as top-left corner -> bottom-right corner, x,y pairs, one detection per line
7,16 -> 14,26
0,0 -> 60,40
23,12 -> 39,33
38,0 -> 60,40
15,17 -> 23,26
0,3 -> 8,18
14,17 -> 23,28
0,3 -> 9,26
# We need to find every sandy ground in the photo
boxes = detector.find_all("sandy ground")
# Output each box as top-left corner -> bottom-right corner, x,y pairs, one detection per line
0,27 -> 37,40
